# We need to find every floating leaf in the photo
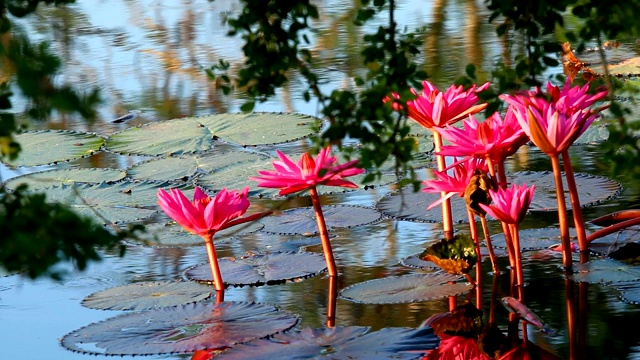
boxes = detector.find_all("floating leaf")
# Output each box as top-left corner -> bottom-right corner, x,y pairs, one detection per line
184,252 -> 327,287
3,168 -> 126,190
259,205 -> 382,235
124,220 -> 263,247
567,259 -> 640,284
61,301 -> 298,355
401,254 -> 440,270
2,130 -> 104,167
230,232 -> 328,253
40,181 -> 192,224
490,227 -> 580,251
105,113 -> 319,156
376,171 -> 621,222
127,151 -> 269,182
82,281 -> 213,310
216,326 -> 439,360
420,234 -> 477,275
614,282 -> 640,305
339,273 -> 472,304
588,227 -> 640,256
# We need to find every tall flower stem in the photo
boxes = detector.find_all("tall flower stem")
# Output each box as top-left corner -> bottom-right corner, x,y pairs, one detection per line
433,131 -> 454,238
550,155 -> 572,270
480,215 -> 500,275
309,187 -> 338,277
508,224 -> 524,301
467,209 -> 482,307
203,234 -> 225,298
561,149 -> 588,263
487,156 -> 515,268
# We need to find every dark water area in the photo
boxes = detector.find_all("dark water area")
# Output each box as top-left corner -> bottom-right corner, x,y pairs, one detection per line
2,1 -> 640,359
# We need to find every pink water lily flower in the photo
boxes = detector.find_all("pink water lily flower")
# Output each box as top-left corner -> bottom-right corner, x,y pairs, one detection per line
436,108 -> 528,163
250,146 -> 365,196
423,157 -> 489,210
407,80 -> 490,129
479,183 -> 535,225
157,187 -> 251,237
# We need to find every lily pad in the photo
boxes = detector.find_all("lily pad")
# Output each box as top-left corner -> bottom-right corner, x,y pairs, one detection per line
60,301 -> 299,356
3,168 -> 126,190
490,227 -> 580,251
420,234 -> 478,275
259,205 -> 382,235
124,218 -> 263,247
567,259 -> 640,284
587,227 -> 640,256
82,281 -> 214,310
614,282 -> 640,305
2,130 -> 104,167
184,251 -> 327,287
229,232 -> 329,253
339,273 -> 472,304
216,326 -> 439,360
105,113 -> 319,156
127,151 -> 270,182
39,181 -> 192,224
376,171 -> 622,223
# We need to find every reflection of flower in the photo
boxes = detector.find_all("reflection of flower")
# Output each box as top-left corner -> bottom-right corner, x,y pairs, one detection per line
249,146 -> 364,196
479,184 -> 535,225
157,187 -> 250,237
425,334 -> 490,360
406,81 -> 490,129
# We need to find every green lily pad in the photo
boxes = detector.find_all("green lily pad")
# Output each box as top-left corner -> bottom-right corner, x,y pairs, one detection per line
339,273 -> 473,304
184,251 -> 327,286
40,181 -> 193,224
60,301 -> 299,356
3,168 -> 126,191
376,171 -> 622,223
2,130 -> 104,167
216,326 -> 439,359
490,227 -> 580,251
228,232 -> 329,253
614,282 -> 640,305
82,281 -> 214,310
105,113 -> 319,156
127,151 -> 270,182
567,259 -> 640,284
259,205 -> 382,235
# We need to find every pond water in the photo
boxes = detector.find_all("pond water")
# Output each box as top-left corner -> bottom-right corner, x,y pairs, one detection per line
2,1 -> 640,359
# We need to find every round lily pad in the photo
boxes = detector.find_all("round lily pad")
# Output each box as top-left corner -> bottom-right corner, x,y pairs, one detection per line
82,281 -> 214,310
184,251 -> 327,287
614,282 -> 640,305
3,168 -> 126,190
105,113 -> 319,156
339,273 -> 473,304
216,326 -> 439,359
587,227 -> 640,256
3,130 -> 104,167
567,258 -> 640,284
400,254 -> 440,270
40,181 -> 192,224
230,232 -> 328,253
60,301 -> 299,356
490,227 -> 581,251
376,171 -> 622,223
259,205 -> 382,235
127,151 -> 270,182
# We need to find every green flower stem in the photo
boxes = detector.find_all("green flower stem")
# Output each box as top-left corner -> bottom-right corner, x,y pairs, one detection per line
550,155 -> 572,270
467,209 -> 483,307
309,186 -> 338,277
433,131 -> 453,238
203,234 -> 225,299
561,149 -> 588,263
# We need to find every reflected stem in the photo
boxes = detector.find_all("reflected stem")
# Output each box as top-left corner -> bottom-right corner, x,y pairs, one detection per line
480,214 -> 500,275
309,187 -> 338,277
203,234 -> 225,299
433,131 -> 453,238
566,279 -> 578,360
550,155 -> 572,270
561,150 -> 588,263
